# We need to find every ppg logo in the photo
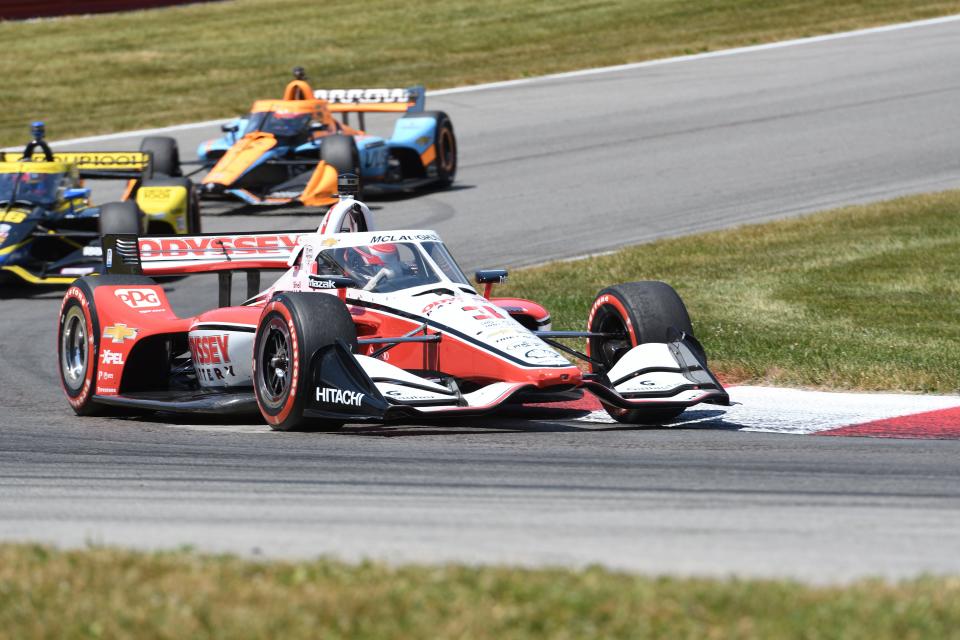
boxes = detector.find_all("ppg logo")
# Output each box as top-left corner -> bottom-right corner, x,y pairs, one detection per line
115,288 -> 161,308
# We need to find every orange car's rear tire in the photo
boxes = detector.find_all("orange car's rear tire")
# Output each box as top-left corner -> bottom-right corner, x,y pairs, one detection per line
412,111 -> 456,186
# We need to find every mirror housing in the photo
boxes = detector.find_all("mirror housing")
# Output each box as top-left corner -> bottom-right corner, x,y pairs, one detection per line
309,274 -> 357,301
310,121 -> 328,133
476,269 -> 508,284
309,274 -> 356,290
475,269 -> 508,298
63,187 -> 90,200
221,123 -> 239,133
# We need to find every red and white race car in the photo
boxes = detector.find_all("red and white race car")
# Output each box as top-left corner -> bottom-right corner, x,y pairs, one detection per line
57,190 -> 728,430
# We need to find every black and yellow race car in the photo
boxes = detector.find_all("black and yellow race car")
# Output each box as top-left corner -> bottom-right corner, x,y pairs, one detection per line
0,123 -> 199,286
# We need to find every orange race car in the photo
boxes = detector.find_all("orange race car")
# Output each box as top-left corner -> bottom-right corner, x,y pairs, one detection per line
197,68 -> 457,208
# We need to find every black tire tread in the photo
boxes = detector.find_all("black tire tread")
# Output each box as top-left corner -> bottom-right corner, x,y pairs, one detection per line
321,135 -> 360,176
589,280 -> 696,425
140,136 -> 181,177
256,292 -> 358,432
596,280 -> 694,344
98,200 -> 142,236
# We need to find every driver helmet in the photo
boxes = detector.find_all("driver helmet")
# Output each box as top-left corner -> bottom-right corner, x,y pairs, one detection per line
354,243 -> 401,273
20,173 -> 46,197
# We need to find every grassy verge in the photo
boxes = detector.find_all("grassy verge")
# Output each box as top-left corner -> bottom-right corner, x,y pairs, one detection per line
1,544 -> 958,639
3,0 -> 960,146
502,191 -> 960,393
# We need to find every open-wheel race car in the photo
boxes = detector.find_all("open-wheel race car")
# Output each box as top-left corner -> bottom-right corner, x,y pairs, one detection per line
197,68 -> 456,208
0,123 -> 199,286
57,189 -> 727,430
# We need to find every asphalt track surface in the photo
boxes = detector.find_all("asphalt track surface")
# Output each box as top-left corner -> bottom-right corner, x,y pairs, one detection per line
2,19 -> 960,581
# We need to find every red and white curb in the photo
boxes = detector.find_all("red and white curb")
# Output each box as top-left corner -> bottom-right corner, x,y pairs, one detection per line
571,386 -> 960,439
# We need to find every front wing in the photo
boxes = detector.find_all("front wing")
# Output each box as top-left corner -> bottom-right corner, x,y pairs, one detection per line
90,337 -> 727,422
307,337 -> 728,423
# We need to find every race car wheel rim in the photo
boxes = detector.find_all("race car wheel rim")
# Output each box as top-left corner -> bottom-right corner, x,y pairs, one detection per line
258,316 -> 292,408
590,306 -> 632,376
61,305 -> 88,391
590,304 -> 639,421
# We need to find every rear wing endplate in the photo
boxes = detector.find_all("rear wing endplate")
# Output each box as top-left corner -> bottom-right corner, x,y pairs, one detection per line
314,85 -> 425,113
0,151 -> 152,179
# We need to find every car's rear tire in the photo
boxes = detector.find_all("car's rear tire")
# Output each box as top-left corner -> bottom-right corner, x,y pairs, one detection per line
58,275 -> 157,416
140,136 -> 181,177
321,135 -> 361,188
187,178 -> 201,233
587,281 -> 698,425
254,292 -> 358,432
99,200 -> 143,236
409,110 -> 456,186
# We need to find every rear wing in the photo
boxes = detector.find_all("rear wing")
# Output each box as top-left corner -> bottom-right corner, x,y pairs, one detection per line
102,231 -> 310,276
102,230 -> 311,306
314,85 -> 425,114
0,151 -> 152,179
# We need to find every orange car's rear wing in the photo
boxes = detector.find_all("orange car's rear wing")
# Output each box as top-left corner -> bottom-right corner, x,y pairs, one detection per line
0,151 -> 152,179
314,85 -> 425,114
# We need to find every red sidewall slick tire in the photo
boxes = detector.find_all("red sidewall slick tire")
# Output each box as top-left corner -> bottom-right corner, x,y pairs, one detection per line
587,292 -> 639,356
254,301 -> 303,429
57,274 -> 163,417
253,293 -> 358,432
58,282 -> 101,416
586,281 -> 695,425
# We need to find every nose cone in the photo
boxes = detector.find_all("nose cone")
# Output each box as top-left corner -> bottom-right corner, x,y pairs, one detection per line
203,132 -> 277,189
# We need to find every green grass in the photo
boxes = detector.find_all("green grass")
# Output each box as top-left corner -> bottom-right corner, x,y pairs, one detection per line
3,0 -> 960,146
1,544 -> 958,639
501,190 -> 960,393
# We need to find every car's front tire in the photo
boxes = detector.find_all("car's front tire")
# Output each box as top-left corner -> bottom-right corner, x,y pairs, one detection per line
587,281 -> 698,425
321,135 -> 361,187
253,293 -> 358,432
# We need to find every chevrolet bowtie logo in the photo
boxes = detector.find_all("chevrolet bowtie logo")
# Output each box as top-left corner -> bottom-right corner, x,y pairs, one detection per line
103,323 -> 138,344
